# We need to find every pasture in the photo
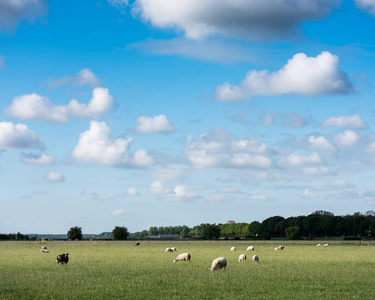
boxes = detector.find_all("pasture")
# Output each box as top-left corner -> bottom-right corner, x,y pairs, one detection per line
1,240 -> 375,299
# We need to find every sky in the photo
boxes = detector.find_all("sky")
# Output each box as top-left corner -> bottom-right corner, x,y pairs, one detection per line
1,0 -> 375,234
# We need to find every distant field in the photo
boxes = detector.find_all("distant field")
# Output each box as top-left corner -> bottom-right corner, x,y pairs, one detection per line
1,240 -> 375,299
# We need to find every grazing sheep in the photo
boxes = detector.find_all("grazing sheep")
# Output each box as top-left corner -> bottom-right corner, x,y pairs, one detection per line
135,242 -> 140,246
171,247 -> 177,252
165,248 -> 173,253
276,245 -> 285,250
230,247 -> 236,252
323,244 -> 329,247
41,246 -> 47,250
274,247 -> 278,250
238,254 -> 246,263
211,257 -> 227,272
173,253 -> 191,263
316,244 -> 321,247
56,253 -> 69,265
246,246 -> 254,252
252,255 -> 259,263
41,249 -> 49,253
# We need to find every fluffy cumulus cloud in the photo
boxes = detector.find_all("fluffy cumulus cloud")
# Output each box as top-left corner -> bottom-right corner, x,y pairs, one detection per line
0,0 -> 48,31
21,153 -> 55,165
0,122 -> 43,150
321,114 -> 367,129
148,180 -> 172,195
136,114 -> 174,133
45,171 -> 65,182
301,189 -> 317,199
5,87 -> 114,122
72,121 -> 152,167
278,152 -> 322,168
334,130 -> 359,147
164,185 -> 200,201
185,129 -> 271,169
132,0 -> 339,40
308,135 -> 337,156
112,208 -> 127,216
355,0 -> 375,16
215,51 -> 353,101
47,68 -> 100,88
127,187 -> 140,196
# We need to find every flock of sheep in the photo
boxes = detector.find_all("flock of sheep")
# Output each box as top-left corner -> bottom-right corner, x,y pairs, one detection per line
40,246 -> 69,265
166,245 -> 273,272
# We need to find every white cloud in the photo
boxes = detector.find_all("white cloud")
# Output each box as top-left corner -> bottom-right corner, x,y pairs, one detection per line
0,122 -> 43,150
0,0 -> 48,31
215,52 -> 353,101
355,0 -> 375,16
127,187 -> 140,196
72,121 -> 152,167
334,130 -> 359,147
278,152 -> 322,167
248,194 -> 270,201
67,87 -> 114,118
132,0 -> 339,40
321,114 -> 367,129
5,87 -> 114,122
112,208 -> 127,216
302,189 -> 317,199
45,171 -> 65,182
185,129 -> 271,169
164,185 -> 200,201
308,135 -> 337,156
148,180 -> 172,195
136,114 -> 174,133
47,68 -> 100,88
21,153 -> 55,165
81,190 -> 110,200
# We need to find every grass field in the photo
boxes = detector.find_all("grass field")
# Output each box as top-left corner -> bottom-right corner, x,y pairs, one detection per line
1,240 -> 375,299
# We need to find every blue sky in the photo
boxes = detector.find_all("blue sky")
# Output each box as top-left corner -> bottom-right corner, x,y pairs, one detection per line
1,0 -> 375,234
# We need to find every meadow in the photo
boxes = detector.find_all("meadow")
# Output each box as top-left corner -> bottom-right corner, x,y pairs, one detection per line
1,240 -> 375,299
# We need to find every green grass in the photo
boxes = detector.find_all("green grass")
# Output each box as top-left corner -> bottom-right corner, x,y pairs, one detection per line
1,240 -> 375,299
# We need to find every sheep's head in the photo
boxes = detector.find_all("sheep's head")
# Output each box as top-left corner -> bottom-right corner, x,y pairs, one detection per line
173,259 -> 177,263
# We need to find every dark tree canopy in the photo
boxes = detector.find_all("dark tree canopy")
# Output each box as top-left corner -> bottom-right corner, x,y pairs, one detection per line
112,226 -> 129,240
67,226 -> 83,240
203,225 -> 221,240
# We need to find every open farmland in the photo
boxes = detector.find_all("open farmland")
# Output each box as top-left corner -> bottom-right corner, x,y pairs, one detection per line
1,240 -> 375,299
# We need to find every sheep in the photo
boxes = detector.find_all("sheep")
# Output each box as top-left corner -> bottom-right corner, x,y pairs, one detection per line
230,247 -> 236,252
323,244 -> 329,247
171,247 -> 177,252
41,246 -> 47,250
275,245 -> 284,250
41,249 -> 49,253
238,254 -> 246,263
173,253 -> 191,263
252,255 -> 259,263
135,242 -> 140,246
246,246 -> 254,252
316,244 -> 321,247
211,257 -> 227,272
56,253 -> 69,265
165,248 -> 173,253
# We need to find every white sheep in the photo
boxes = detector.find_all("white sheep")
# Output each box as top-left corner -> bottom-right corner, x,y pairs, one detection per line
246,246 -> 254,252
252,255 -> 259,263
41,246 -> 47,250
173,253 -> 191,263
211,257 -> 227,272
276,245 -> 284,250
170,247 -> 177,252
41,249 -> 49,253
238,254 -> 246,263
165,247 -> 173,253
323,244 -> 329,247
316,244 -> 321,247
230,247 -> 236,252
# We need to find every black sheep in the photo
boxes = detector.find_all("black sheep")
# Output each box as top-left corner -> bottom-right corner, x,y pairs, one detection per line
56,253 -> 69,265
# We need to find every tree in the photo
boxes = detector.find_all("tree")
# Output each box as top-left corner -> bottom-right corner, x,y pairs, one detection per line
203,225 -> 221,240
112,226 -> 129,240
285,226 -> 300,240
67,226 -> 82,240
